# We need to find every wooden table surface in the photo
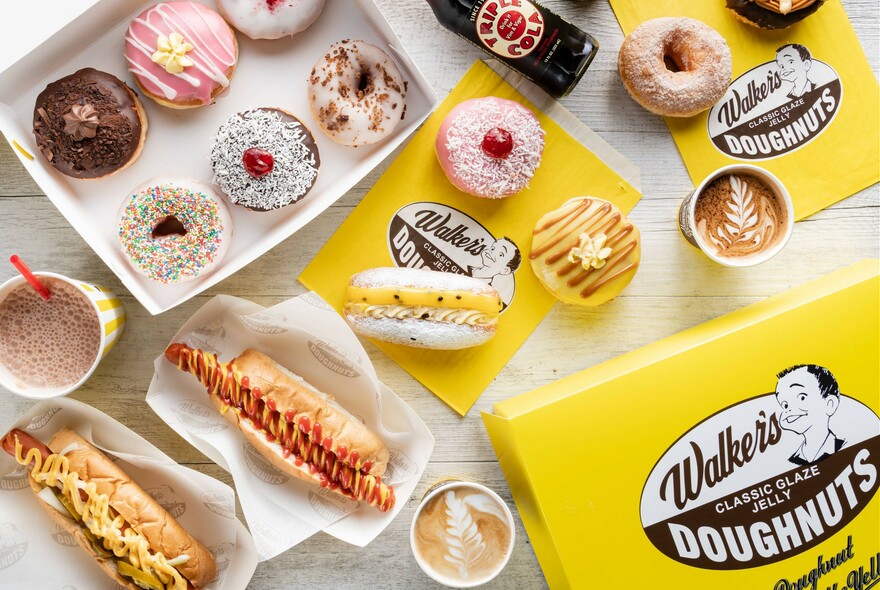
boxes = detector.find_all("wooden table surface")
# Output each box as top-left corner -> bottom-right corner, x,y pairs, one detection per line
1,1 -> 877,588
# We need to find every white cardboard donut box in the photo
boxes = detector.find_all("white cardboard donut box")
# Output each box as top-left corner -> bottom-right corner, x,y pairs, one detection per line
0,0 -> 437,314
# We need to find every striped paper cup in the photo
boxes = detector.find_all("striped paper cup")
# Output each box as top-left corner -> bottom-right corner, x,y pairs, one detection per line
0,272 -> 125,398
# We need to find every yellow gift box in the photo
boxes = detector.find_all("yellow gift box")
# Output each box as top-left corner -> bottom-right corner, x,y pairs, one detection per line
609,0 -> 879,219
301,61 -> 641,415
483,260 -> 880,588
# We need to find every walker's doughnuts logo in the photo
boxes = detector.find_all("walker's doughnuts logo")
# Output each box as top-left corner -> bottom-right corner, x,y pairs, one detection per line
50,522 -> 77,547
308,487 -> 356,522
0,464 -> 29,491
307,339 -> 361,378
243,442 -> 289,485
641,365 -> 879,570
147,484 -> 186,519
384,448 -> 417,484
300,291 -> 335,311
0,523 -> 27,570
475,0 -> 544,58
240,312 -> 288,334
26,407 -> 61,431
708,44 -> 842,160
173,400 -> 228,434
202,490 -> 236,520
209,542 -> 234,584
184,322 -> 226,354
388,202 -> 522,309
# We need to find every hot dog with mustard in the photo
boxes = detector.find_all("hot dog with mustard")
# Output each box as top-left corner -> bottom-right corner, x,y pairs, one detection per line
1,428 -> 215,590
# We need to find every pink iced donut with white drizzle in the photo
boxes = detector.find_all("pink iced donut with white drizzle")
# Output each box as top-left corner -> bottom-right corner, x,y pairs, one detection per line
435,97 -> 545,199
216,0 -> 325,40
125,2 -> 238,109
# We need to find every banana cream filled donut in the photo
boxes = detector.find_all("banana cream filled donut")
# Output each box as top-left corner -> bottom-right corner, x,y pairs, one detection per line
344,267 -> 503,350
308,40 -> 407,147
618,17 -> 732,117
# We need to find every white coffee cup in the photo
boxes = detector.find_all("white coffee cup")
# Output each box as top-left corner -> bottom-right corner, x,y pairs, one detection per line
0,272 -> 126,398
410,480 -> 515,588
678,164 -> 794,267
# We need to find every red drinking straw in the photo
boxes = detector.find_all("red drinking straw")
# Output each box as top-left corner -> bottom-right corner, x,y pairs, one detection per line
9,255 -> 51,301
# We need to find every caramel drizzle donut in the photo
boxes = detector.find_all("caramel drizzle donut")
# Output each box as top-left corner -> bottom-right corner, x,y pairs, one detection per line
530,198 -> 640,304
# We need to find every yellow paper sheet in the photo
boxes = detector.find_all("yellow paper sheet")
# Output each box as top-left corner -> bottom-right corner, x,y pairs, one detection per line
483,260 -> 880,588
610,0 -> 879,219
300,61 -> 641,415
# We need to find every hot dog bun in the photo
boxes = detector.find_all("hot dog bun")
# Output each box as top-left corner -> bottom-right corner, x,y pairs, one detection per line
27,476 -> 141,590
343,267 -> 504,350
6,428 -> 216,590
165,345 -> 396,511
50,429 -> 216,587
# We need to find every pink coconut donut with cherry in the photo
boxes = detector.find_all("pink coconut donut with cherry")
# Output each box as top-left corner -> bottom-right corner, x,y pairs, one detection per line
435,97 -> 546,199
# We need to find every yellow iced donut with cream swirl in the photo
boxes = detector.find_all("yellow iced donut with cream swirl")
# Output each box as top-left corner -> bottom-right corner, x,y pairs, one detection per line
343,267 -> 502,350
530,197 -> 641,306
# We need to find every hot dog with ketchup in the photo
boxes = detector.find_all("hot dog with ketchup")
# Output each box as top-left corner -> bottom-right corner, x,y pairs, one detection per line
164,344 -> 395,512
1,428 -> 215,590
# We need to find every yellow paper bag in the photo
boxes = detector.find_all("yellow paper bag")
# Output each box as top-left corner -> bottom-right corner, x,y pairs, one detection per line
483,259 -> 880,588
300,61 -> 641,415
610,0 -> 879,219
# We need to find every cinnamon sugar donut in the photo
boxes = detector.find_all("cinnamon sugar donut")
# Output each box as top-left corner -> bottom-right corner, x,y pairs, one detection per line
308,40 -> 406,147
618,18 -> 732,118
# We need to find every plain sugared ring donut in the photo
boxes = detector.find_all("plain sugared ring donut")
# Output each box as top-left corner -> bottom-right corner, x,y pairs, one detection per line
308,40 -> 406,147
118,178 -> 232,283
618,17 -> 732,117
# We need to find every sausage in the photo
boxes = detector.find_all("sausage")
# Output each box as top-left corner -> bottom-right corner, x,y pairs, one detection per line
1,428 -> 52,467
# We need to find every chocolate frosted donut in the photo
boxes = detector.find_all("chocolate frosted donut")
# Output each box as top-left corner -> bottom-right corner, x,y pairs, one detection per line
32,68 -> 147,180
727,0 -> 825,30
210,108 -> 320,211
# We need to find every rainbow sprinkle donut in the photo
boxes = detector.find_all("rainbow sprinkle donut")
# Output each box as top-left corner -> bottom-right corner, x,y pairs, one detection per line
118,177 -> 232,283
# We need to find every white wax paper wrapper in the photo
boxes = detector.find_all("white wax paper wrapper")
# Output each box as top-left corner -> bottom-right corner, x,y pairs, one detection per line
0,397 -> 257,590
147,293 -> 435,560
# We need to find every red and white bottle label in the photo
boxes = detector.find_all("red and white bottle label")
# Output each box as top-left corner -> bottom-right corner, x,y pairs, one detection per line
475,0 -> 544,58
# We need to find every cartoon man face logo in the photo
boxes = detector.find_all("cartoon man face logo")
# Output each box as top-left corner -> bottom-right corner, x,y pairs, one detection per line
776,44 -> 815,99
471,237 -> 520,280
775,364 -> 844,465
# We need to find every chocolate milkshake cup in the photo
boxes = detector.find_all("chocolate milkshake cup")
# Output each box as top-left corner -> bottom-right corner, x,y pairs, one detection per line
0,272 -> 125,398
410,480 -> 515,587
679,164 -> 794,267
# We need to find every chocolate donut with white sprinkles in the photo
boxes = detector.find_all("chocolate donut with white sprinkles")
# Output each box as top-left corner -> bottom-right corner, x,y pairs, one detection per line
210,107 -> 320,211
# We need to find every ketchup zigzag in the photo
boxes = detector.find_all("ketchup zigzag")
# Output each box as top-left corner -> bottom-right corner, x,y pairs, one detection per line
166,344 -> 395,511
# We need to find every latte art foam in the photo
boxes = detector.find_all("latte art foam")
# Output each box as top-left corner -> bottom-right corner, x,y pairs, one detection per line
413,486 -> 512,583
0,278 -> 101,389
694,174 -> 788,259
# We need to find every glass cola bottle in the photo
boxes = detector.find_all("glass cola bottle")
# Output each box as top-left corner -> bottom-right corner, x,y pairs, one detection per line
425,0 -> 599,98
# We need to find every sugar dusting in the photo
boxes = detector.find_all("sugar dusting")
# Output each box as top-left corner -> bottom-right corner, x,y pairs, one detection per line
618,17 -> 732,117
0,278 -> 101,388
211,109 -> 319,210
346,315 -> 493,350
444,98 -> 545,198
350,267 -> 496,294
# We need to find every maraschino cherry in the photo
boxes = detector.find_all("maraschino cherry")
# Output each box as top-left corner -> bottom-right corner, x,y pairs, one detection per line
481,127 -> 514,159
243,148 -> 274,179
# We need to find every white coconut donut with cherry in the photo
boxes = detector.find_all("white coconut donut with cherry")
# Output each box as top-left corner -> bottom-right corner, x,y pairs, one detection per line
216,0 -> 325,40
435,97 -> 546,198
